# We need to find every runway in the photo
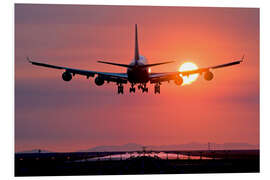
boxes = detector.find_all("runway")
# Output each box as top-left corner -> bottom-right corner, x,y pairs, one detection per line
15,149 -> 259,176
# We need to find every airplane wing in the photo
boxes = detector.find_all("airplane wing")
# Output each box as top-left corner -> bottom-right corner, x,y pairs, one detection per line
27,57 -> 128,84
149,56 -> 244,84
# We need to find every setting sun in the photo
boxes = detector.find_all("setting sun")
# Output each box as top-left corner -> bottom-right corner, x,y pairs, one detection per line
179,62 -> 199,85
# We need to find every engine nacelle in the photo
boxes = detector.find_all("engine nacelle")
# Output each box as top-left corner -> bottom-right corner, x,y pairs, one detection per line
95,76 -> 105,86
62,72 -> 72,81
174,76 -> 183,86
204,71 -> 214,81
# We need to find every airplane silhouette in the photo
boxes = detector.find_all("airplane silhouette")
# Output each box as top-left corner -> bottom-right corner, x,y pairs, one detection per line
28,24 -> 243,94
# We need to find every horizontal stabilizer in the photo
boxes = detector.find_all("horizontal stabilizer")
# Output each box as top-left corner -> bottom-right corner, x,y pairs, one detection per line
141,61 -> 175,68
97,61 -> 132,68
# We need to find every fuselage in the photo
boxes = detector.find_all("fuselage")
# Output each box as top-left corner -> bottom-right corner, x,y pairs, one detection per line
127,55 -> 149,83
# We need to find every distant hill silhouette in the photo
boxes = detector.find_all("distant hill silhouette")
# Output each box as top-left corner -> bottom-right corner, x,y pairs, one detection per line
78,143 -> 142,152
16,149 -> 52,154
78,142 -> 259,152
16,142 -> 259,153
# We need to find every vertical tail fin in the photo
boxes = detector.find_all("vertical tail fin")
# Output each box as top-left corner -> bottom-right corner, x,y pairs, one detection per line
134,24 -> 140,63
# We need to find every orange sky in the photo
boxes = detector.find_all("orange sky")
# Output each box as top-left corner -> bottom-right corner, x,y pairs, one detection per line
15,4 -> 259,152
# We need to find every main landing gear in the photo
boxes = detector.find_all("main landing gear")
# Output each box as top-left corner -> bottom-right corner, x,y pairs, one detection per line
117,83 -> 161,94
118,84 -> 124,94
129,83 -> 136,93
154,83 -> 161,94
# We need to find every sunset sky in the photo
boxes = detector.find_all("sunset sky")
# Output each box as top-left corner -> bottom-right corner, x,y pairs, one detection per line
15,4 -> 259,152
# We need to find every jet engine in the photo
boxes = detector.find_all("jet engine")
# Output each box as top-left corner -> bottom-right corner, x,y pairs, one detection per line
204,71 -> 214,81
174,76 -> 183,86
95,76 -> 105,86
62,71 -> 72,81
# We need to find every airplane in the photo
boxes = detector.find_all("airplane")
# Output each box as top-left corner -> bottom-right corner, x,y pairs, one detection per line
28,24 -> 244,94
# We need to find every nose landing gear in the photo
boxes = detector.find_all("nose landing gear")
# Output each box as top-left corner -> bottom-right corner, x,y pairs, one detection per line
137,84 -> 148,93
141,83 -> 148,93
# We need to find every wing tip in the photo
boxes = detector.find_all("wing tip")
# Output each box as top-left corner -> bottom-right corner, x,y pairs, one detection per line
241,55 -> 245,62
26,56 -> 32,63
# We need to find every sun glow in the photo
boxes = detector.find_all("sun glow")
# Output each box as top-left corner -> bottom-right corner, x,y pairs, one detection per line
178,62 -> 199,85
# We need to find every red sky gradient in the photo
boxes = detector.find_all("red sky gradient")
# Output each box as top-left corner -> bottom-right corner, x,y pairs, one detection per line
15,4 -> 259,152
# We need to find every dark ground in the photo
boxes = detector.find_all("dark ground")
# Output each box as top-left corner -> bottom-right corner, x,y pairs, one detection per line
15,150 -> 259,176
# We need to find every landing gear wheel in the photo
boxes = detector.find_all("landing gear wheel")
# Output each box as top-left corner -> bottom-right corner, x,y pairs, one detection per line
140,83 -> 148,93
118,85 -> 124,94
129,87 -> 136,93
129,84 -> 136,93
154,84 -> 160,94
142,88 -> 148,93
